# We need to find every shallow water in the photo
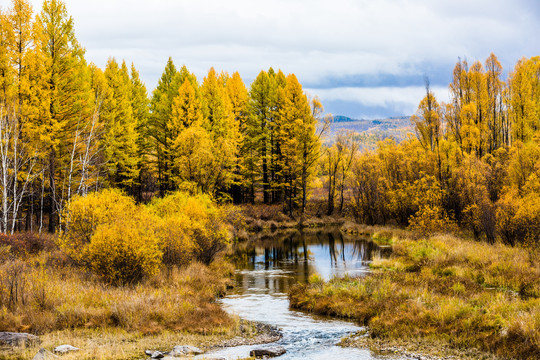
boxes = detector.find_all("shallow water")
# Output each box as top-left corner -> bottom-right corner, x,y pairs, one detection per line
204,229 -> 398,360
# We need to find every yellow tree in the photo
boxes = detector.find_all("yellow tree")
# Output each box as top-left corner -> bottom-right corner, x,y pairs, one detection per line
469,61 -> 489,156
248,70 -> 273,203
149,58 -> 181,195
130,63 -> 150,201
447,58 -> 470,148
171,78 -> 204,131
411,80 -> 443,180
101,58 -> 139,191
169,78 -> 207,189
0,8 -> 13,105
485,53 -> 505,151
38,0 -> 93,232
200,68 -> 240,197
225,71 -> 249,202
277,74 -> 318,214
508,57 -> 540,143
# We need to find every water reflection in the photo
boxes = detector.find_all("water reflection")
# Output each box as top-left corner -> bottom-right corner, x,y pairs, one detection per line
229,229 -> 390,294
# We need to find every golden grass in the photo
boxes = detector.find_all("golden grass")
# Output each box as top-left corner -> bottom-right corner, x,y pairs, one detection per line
289,234 -> 540,360
0,251 -> 235,335
1,326 -> 251,360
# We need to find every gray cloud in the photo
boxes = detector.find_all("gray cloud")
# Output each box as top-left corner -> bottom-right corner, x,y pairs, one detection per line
1,0 -> 538,117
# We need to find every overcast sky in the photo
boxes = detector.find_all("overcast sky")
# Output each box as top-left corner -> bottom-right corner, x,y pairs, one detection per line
1,0 -> 539,118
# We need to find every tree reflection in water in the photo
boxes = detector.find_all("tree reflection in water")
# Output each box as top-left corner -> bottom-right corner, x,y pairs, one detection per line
228,229 -> 391,295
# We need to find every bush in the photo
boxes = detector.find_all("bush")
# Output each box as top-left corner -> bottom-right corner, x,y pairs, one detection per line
59,190 -> 230,283
149,192 -> 229,265
155,216 -> 196,268
88,219 -> 161,285
59,189 -> 140,264
0,232 -> 55,258
408,205 -> 458,237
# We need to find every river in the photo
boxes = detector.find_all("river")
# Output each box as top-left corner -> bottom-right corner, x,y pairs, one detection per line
202,228 -> 399,360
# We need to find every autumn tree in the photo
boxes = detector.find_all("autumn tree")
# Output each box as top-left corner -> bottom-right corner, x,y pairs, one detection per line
38,0 -> 93,231
149,58 -> 182,195
101,58 -> 139,191
248,70 -> 274,204
130,63 -> 151,202
225,71 -> 249,203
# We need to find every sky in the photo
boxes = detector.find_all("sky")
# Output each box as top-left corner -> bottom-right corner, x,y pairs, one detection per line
1,0 -> 539,119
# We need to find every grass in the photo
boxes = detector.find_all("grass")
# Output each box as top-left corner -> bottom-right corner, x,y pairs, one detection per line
1,327 -> 251,360
289,233 -> 540,360
0,254 -> 235,335
0,232 -> 253,359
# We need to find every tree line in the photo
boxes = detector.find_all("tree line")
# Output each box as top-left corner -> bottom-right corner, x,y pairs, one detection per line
344,54 -> 540,246
0,0 -> 326,234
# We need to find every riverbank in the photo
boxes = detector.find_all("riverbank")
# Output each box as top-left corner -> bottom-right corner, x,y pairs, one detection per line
0,233 -> 253,359
2,321 -> 281,360
289,232 -> 540,360
230,204 -> 347,239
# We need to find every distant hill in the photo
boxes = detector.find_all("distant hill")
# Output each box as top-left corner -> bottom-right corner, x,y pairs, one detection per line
324,115 -> 413,148
332,115 -> 356,122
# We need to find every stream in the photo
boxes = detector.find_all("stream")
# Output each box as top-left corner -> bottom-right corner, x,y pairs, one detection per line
203,228 -> 400,360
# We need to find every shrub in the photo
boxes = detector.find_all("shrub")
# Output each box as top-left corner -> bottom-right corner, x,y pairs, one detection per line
88,219 -> 162,285
154,215 -> 196,268
58,189 -> 140,264
408,205 -> 458,237
59,190 -> 230,283
150,192 -> 229,265
0,232 -> 55,258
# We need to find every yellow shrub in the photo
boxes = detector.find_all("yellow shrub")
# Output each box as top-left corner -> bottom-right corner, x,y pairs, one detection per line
88,219 -> 162,285
59,189 -> 139,264
408,205 -> 458,237
150,192 -> 229,265
155,215 -> 196,268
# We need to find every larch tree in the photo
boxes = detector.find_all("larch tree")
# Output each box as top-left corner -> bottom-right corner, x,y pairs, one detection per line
101,58 -> 139,192
38,0 -> 93,232
200,68 -> 240,197
129,63 -> 150,201
248,70 -> 273,204
149,57 -> 181,195
277,74 -> 318,214
225,71 -> 249,203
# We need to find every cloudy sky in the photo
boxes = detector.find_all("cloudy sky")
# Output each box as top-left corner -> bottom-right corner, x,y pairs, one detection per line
1,0 -> 539,118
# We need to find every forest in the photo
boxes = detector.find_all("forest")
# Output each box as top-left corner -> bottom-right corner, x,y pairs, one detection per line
0,0 -> 330,235
0,0 -> 539,250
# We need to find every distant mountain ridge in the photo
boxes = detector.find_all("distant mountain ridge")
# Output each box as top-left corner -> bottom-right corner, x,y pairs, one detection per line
325,115 -> 413,147
332,115 -> 410,122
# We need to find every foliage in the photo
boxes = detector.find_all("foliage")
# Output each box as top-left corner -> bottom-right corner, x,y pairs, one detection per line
58,188 -> 139,264
58,189 -> 229,282
149,191 -> 230,265
88,217 -> 161,285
